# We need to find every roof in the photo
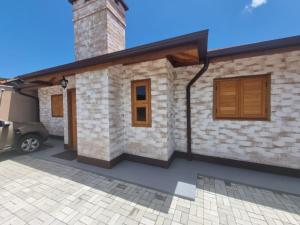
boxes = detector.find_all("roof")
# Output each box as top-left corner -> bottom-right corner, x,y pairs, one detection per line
208,35 -> 300,59
9,32 -> 300,89
17,30 -> 209,80
68,0 -> 129,11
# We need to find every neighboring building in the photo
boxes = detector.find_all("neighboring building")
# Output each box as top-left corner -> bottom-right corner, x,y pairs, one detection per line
0,85 -> 38,123
0,78 -> 7,84
7,0 -> 300,175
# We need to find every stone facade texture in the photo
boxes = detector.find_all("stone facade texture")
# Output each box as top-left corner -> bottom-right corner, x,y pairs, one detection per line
173,49 -> 300,169
38,76 -> 75,142
38,86 -> 64,136
75,59 -> 176,161
108,65 -> 125,159
40,49 -> 300,170
73,0 -> 126,60
76,70 -> 110,160
122,59 -> 175,161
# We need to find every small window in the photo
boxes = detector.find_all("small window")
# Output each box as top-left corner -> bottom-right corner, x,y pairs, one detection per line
131,79 -> 152,127
51,94 -> 63,117
136,86 -> 146,100
213,75 -> 270,120
136,107 -> 147,121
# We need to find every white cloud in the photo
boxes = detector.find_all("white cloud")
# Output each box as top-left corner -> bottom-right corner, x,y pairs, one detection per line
245,0 -> 267,11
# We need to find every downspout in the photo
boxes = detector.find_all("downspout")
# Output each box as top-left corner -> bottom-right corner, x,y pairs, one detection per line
186,57 -> 210,160
15,88 -> 40,122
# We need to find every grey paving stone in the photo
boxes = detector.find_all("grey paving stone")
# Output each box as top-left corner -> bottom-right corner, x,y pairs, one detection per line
0,155 -> 299,225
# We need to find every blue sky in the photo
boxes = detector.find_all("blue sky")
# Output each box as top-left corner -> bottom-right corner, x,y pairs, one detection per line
1,0 -> 300,78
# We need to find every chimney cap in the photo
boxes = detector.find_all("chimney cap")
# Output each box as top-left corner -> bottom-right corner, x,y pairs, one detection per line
68,0 -> 129,11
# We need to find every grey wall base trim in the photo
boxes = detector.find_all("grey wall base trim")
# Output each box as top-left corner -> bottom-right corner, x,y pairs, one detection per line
77,153 -> 171,169
50,135 -> 64,140
77,151 -> 300,178
174,151 -> 300,178
123,154 -> 172,168
77,155 -> 113,169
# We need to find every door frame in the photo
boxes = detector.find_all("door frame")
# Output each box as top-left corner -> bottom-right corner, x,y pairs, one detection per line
67,88 -> 77,151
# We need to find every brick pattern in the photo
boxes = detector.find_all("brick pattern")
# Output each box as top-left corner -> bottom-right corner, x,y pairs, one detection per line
76,70 -> 110,160
122,59 -> 175,161
38,86 -> 64,136
166,63 -> 176,159
38,76 -> 75,143
173,49 -> 300,169
0,156 -> 299,225
73,0 -> 125,60
41,49 -> 300,169
75,66 -> 125,161
108,65 -> 125,159
75,59 -> 176,162
106,0 -> 126,54
197,175 -> 300,225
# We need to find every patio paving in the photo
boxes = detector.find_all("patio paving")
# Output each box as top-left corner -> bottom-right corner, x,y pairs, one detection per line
27,138 -> 300,200
0,154 -> 299,225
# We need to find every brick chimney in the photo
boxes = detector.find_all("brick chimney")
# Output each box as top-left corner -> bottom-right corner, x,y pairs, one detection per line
69,0 -> 128,60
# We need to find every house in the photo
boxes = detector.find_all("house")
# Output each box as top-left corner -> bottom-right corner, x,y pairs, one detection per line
0,85 -> 38,123
0,78 -> 7,84
7,0 -> 300,176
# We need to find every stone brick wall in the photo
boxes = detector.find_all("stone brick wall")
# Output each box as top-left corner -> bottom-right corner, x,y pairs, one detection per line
173,49 -> 300,169
38,76 -> 76,141
40,40 -> 300,169
76,70 -> 110,161
38,86 -> 64,136
122,59 -> 175,161
73,0 -> 125,60
75,59 -> 176,162
108,65 -> 125,159
106,0 -> 126,53
166,63 -> 176,158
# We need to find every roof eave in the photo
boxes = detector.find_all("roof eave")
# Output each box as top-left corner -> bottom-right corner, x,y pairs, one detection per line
17,30 -> 209,80
208,35 -> 300,59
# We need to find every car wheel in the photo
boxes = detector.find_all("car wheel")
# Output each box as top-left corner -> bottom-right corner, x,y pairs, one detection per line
17,134 -> 41,153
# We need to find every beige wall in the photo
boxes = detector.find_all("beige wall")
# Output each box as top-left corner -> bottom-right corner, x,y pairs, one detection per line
0,87 -> 12,121
0,86 -> 38,123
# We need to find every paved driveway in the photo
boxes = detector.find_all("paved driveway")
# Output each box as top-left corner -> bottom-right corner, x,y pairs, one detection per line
0,155 -> 299,225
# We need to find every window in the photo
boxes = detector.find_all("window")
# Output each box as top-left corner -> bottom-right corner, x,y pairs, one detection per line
51,94 -> 63,117
131,79 -> 152,127
213,75 -> 270,120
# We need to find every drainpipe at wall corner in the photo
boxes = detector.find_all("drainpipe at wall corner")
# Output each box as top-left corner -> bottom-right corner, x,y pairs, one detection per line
186,57 -> 210,161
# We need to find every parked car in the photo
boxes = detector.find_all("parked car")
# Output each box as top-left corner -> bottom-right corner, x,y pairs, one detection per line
0,120 -> 49,153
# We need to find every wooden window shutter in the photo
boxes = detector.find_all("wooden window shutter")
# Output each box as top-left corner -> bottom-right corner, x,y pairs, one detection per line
240,76 -> 269,119
214,79 -> 239,119
51,94 -> 63,117
214,74 -> 270,120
